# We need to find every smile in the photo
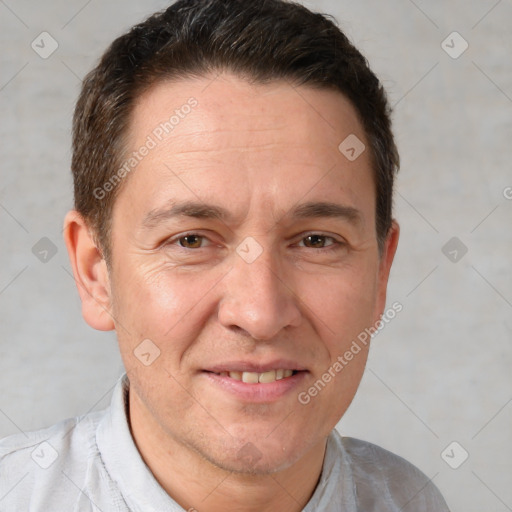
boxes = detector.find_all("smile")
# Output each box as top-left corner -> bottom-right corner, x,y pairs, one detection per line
214,369 -> 296,383
202,368 -> 307,402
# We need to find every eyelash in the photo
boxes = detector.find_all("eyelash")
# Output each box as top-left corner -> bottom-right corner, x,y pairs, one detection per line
165,232 -> 345,252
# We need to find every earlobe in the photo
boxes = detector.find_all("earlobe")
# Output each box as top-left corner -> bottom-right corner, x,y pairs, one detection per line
63,210 -> 115,331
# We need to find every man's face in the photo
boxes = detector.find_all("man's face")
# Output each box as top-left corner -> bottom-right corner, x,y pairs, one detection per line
106,73 -> 397,474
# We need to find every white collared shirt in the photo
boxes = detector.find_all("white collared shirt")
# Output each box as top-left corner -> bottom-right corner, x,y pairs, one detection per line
0,374 -> 450,511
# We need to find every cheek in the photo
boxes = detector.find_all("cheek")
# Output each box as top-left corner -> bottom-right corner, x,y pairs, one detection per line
298,262 -> 378,348
110,259 -> 225,349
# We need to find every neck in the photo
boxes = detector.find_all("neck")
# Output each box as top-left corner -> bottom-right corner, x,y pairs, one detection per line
128,391 -> 327,512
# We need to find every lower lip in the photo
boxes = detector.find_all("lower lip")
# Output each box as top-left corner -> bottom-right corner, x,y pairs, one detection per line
202,371 -> 308,403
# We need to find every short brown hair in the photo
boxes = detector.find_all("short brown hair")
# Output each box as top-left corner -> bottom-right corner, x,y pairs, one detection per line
72,0 -> 399,265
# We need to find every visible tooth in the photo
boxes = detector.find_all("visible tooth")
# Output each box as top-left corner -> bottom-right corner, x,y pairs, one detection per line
228,369 -> 295,383
242,372 -> 259,384
259,370 -> 276,383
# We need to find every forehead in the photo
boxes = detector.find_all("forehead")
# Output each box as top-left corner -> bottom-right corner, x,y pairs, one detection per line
116,73 -> 374,229
130,73 -> 366,153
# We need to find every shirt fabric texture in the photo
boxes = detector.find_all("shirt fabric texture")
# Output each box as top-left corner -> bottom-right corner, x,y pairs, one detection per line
0,373 -> 450,511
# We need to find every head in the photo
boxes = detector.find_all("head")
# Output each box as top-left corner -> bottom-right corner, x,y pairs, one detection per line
65,0 -> 400,476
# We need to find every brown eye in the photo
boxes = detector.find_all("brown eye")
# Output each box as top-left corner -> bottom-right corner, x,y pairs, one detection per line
178,234 -> 204,248
301,234 -> 335,249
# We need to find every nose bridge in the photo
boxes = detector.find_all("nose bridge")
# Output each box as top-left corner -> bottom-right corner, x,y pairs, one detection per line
218,241 -> 301,340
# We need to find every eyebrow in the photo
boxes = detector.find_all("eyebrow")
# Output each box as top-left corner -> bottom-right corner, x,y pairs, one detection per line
141,200 -> 363,229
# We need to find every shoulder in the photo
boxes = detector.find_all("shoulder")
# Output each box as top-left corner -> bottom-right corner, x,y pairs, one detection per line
0,408 -> 104,464
339,435 -> 450,511
0,410 -> 106,511
341,435 -> 430,481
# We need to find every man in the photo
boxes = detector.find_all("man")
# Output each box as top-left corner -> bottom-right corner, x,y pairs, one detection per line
0,0 -> 450,510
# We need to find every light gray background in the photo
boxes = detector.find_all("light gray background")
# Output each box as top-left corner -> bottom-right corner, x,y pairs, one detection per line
1,0 -> 511,510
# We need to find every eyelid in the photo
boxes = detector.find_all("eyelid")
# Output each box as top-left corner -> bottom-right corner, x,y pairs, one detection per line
296,232 -> 346,251
165,231 -> 214,249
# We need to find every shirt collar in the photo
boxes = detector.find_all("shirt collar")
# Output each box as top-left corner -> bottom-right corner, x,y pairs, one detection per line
96,373 -> 183,512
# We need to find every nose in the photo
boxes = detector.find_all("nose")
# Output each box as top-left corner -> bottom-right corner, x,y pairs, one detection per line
217,243 -> 302,341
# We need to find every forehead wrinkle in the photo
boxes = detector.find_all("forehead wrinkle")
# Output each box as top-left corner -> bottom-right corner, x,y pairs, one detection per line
168,143 -> 285,157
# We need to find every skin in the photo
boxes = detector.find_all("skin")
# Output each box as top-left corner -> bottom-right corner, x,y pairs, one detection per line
64,73 -> 399,512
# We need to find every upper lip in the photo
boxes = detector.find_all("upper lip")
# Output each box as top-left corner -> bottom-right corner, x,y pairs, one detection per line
203,360 -> 308,373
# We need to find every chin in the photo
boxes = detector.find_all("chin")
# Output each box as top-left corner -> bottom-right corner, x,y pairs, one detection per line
192,427 -> 315,476
210,447 -> 301,476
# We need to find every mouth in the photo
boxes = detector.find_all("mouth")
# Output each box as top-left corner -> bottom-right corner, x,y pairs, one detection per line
201,365 -> 308,402
205,369 -> 300,384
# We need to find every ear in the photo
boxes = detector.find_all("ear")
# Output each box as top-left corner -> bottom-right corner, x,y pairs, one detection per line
63,210 -> 115,331
373,219 -> 400,322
